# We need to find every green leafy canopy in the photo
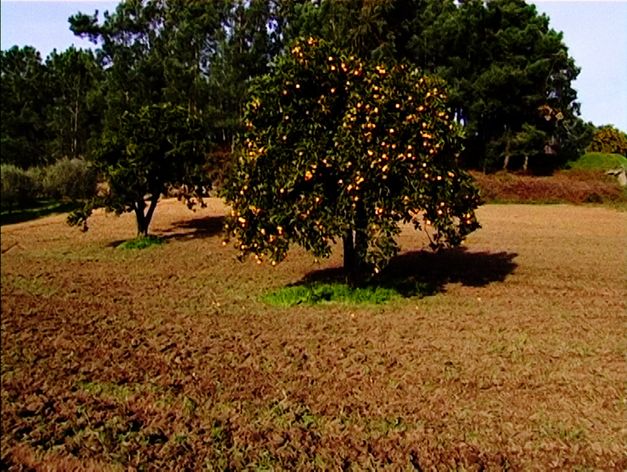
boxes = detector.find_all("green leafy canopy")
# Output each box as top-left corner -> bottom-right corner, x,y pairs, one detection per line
223,38 -> 480,275
66,1 -> 215,236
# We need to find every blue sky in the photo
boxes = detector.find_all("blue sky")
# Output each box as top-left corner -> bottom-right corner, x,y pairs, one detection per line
1,0 -> 626,131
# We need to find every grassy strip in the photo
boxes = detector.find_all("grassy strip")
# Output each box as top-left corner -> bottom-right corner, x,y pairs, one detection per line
567,152 -> 627,171
0,200 -> 78,226
261,279 -> 438,306
263,282 -> 401,306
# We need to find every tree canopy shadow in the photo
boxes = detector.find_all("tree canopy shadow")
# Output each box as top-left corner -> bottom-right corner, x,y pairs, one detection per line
297,248 -> 518,297
158,215 -> 225,241
106,215 -> 225,248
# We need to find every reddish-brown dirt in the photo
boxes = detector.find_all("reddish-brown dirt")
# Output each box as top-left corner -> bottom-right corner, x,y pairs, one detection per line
1,199 -> 625,470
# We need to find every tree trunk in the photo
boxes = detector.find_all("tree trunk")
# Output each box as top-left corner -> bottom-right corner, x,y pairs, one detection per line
134,195 -> 159,237
134,200 -> 148,237
343,231 -> 356,277
343,202 -> 368,287
502,153 -> 510,171
144,195 -> 159,232
73,98 -> 79,159
503,136 -> 511,172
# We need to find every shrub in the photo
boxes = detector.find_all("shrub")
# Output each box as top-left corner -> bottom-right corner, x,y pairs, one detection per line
1,164 -> 37,210
587,126 -> 627,156
42,158 -> 97,200
25,166 -> 46,198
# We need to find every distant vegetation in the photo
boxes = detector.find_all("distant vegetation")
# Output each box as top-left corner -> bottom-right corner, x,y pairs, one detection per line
1,159 -> 94,214
1,0 -> 625,232
472,171 -> 626,206
586,125 -> 627,157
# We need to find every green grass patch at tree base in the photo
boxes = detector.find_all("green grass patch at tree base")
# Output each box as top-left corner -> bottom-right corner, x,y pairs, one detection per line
262,280 -> 436,306
117,235 -> 165,250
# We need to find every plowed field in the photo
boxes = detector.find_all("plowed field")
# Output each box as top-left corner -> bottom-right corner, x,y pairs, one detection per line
1,199 -> 625,470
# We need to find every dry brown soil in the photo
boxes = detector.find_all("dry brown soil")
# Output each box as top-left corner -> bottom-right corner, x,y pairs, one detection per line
1,199 -> 625,470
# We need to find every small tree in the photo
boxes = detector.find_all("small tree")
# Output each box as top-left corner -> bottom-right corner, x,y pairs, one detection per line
68,1 -> 214,236
68,104 -> 208,236
223,38 -> 480,283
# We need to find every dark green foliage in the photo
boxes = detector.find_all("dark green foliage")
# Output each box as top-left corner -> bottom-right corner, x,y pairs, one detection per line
2,0 -> 588,186
44,47 -> 103,161
406,0 -> 585,172
68,103 -> 209,235
205,0 -> 284,150
68,1 -> 214,236
223,38 -> 480,281
280,0 -> 585,173
1,46 -> 103,168
0,47 -> 50,168
0,164 -> 37,209
280,0 -> 409,61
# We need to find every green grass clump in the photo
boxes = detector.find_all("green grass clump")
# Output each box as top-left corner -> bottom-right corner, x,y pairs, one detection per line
118,235 -> 165,250
262,282 -> 401,306
567,152 -> 627,171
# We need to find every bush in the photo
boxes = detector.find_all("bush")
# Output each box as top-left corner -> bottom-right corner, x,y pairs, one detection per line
587,126 -> 627,156
42,158 -> 97,200
25,166 -> 46,198
1,164 -> 37,210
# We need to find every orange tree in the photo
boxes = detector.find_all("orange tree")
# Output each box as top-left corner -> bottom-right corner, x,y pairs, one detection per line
223,38 -> 480,283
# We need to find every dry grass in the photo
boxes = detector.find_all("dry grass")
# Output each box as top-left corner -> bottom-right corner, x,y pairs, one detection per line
472,170 -> 626,205
1,199 -> 625,470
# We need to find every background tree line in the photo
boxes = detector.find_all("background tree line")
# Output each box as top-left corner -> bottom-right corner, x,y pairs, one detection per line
2,0 -> 625,216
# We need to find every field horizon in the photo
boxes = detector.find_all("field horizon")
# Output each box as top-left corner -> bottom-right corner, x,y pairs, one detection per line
1,198 -> 625,470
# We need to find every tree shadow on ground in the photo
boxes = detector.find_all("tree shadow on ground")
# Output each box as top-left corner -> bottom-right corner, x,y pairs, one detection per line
298,248 -> 518,297
158,215 -> 226,241
106,215 -> 225,248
